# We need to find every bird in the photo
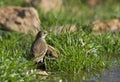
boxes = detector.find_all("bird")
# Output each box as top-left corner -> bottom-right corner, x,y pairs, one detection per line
30,30 -> 48,70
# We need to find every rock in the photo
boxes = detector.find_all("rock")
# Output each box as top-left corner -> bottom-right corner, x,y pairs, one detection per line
49,24 -> 78,35
37,69 -> 49,76
86,0 -> 98,7
0,6 -> 40,36
92,18 -> 120,33
24,0 -> 63,13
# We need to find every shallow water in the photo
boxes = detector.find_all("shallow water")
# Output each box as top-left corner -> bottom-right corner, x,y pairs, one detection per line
88,65 -> 120,82
43,64 -> 120,82
100,65 -> 120,82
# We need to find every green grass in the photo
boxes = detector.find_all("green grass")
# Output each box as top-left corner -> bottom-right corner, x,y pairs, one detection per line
0,0 -> 120,81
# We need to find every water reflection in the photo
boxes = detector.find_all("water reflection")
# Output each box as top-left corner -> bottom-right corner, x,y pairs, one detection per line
100,65 -> 120,82
41,64 -> 120,82
83,64 -> 120,82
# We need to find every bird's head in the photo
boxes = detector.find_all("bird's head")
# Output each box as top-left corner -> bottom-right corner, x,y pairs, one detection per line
36,30 -> 48,39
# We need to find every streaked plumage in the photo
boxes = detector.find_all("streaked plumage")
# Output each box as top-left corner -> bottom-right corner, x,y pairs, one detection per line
31,30 -> 48,63
46,45 -> 58,58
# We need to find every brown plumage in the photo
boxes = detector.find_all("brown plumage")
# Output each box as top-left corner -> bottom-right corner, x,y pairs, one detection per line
46,45 -> 58,58
31,30 -> 48,63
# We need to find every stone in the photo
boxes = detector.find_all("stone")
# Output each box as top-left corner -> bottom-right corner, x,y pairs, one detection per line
49,24 -> 78,35
86,0 -> 98,7
37,69 -> 49,76
0,6 -> 40,36
24,0 -> 63,13
92,18 -> 120,33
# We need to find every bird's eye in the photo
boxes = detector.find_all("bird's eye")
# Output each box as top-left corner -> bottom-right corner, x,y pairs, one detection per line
44,32 -> 46,34
44,31 -> 47,34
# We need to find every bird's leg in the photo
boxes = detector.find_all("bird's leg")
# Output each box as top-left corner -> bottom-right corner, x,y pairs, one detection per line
36,58 -> 46,71
40,57 -> 46,71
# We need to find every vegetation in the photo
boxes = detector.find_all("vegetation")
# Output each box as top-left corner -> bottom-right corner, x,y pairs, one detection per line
0,0 -> 120,81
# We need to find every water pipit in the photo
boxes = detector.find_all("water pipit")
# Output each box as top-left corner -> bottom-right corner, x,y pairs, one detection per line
31,30 -> 48,70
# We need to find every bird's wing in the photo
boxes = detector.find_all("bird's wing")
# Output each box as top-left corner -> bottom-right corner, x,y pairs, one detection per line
46,45 -> 58,58
31,39 -> 48,58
